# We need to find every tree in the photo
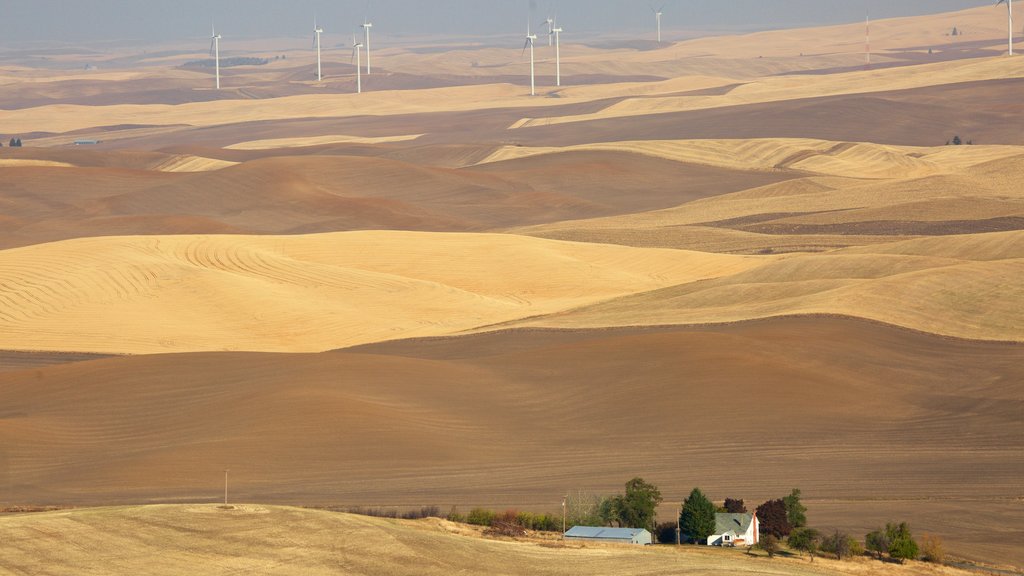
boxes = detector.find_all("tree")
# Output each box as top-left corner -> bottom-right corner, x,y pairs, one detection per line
756,499 -> 792,538
758,534 -> 780,558
8,138 -> 15,147
619,477 -> 662,532
821,529 -> 856,560
679,487 -> 717,544
787,527 -> 821,562
866,529 -> 889,560
920,533 -> 945,564
723,498 -> 746,513
565,490 -> 605,527
783,489 -> 807,528
952,135 -> 962,145
599,495 -> 623,527
886,522 -> 919,564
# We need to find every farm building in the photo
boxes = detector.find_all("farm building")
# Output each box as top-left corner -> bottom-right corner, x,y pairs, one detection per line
707,512 -> 759,547
564,526 -> 652,545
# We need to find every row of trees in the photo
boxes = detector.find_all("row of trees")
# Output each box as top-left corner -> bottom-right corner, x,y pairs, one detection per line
3,138 -> 22,147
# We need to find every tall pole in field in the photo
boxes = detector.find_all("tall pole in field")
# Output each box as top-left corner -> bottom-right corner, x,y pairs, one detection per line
553,23 -> 562,86
562,495 -> 567,538
224,469 -> 229,505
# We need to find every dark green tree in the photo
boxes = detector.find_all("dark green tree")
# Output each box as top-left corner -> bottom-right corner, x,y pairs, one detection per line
679,487 -> 717,544
599,495 -> 623,527
619,477 -> 662,532
866,529 -> 889,560
783,488 -> 807,528
787,527 -> 821,561
952,135 -> 962,145
886,522 -> 919,564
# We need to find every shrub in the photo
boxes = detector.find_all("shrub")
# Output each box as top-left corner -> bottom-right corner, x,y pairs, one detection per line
466,507 -> 497,527
886,522 -> 919,564
723,498 -> 746,513
656,521 -> 679,544
484,521 -> 526,538
401,506 -> 443,520
820,529 -> 857,560
758,534 -> 780,558
920,533 -> 945,564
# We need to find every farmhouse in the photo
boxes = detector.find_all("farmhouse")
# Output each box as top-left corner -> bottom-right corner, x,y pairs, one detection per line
707,512 -> 759,547
564,526 -> 652,545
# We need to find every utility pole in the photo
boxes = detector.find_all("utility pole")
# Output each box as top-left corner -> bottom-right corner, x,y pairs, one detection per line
224,469 -> 229,506
561,494 -> 567,539
676,503 -> 682,545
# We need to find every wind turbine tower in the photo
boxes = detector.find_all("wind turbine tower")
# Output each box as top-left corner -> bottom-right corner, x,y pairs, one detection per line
652,5 -> 665,43
997,0 -> 1014,56
313,19 -> 324,81
865,10 -> 871,68
361,20 -> 374,73
352,34 -> 364,93
553,21 -> 563,87
543,17 -> 555,46
524,23 -> 538,96
210,26 -> 222,90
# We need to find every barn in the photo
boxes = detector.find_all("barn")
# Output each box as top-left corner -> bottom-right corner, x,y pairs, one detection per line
564,526 -> 653,545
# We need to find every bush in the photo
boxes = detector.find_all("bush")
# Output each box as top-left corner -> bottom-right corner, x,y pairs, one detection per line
820,529 -> 858,560
484,521 -> 526,538
758,534 -> 780,558
723,498 -> 746,513
515,511 -> 560,532
920,533 -> 945,564
886,522 -> 919,564
446,506 -> 465,523
466,507 -> 497,527
400,506 -> 442,520
656,521 -> 679,544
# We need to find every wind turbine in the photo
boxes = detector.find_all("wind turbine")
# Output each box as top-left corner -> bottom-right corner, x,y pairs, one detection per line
313,19 -> 324,81
361,20 -> 373,74
351,33 -> 364,93
210,25 -> 222,90
651,4 -> 665,43
997,0 -> 1014,56
865,10 -> 871,68
542,16 -> 555,46
552,20 -> 563,87
523,22 -> 538,96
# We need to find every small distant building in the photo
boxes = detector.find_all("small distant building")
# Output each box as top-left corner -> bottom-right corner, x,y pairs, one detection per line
564,526 -> 652,545
707,512 -> 759,547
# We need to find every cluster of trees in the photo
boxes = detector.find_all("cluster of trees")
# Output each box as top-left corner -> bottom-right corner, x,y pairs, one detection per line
947,135 -> 973,145
562,478 -> 664,534
678,488 -> 806,544
4,138 -> 23,147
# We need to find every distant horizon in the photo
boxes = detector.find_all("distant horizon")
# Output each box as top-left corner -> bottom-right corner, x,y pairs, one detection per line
0,1 -> 995,49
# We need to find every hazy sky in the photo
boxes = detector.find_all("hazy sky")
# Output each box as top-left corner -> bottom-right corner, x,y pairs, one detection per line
0,1 -> 992,45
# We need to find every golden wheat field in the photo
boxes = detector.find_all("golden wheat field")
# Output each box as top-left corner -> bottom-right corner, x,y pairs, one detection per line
0,4 -> 1022,575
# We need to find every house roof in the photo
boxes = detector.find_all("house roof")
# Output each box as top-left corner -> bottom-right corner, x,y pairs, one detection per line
714,513 -> 754,536
564,526 -> 650,540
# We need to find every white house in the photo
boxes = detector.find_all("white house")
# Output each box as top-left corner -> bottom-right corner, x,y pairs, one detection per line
707,512 -> 758,547
564,526 -> 653,545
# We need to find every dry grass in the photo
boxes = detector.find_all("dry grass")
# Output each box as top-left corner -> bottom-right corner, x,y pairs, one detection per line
0,505 -> 987,576
0,231 -> 759,354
